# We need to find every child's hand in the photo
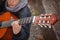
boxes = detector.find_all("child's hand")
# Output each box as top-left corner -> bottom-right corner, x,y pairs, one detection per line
11,21 -> 22,34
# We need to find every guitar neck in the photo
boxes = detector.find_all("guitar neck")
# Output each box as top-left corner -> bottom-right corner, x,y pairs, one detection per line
19,16 -> 33,24
0,16 -> 33,28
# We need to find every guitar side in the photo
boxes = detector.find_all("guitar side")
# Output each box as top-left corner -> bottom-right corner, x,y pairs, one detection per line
0,12 -> 13,39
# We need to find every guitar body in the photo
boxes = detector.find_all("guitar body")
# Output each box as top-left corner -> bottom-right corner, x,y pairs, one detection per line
0,12 -> 17,40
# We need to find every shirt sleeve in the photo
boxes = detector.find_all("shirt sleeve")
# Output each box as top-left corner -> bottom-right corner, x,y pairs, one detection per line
12,24 -> 31,40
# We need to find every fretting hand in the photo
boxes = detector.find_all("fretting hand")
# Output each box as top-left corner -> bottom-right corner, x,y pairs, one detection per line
11,20 -> 22,34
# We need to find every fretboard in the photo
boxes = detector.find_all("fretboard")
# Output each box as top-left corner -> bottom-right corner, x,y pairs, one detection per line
19,16 -> 33,24
0,16 -> 33,28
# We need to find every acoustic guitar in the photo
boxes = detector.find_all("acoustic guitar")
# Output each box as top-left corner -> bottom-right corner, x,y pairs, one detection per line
0,12 -> 57,39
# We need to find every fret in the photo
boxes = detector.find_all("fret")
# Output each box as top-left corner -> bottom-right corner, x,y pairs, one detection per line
26,17 -> 28,23
27,17 -> 33,24
29,17 -> 33,23
24,17 -> 28,24
28,17 -> 31,23
19,18 -> 23,24
23,18 -> 26,24
27,17 -> 30,23
21,18 -> 24,24
22,18 -> 27,24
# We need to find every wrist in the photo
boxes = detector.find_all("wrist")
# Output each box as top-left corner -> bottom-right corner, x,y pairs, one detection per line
13,25 -> 22,34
